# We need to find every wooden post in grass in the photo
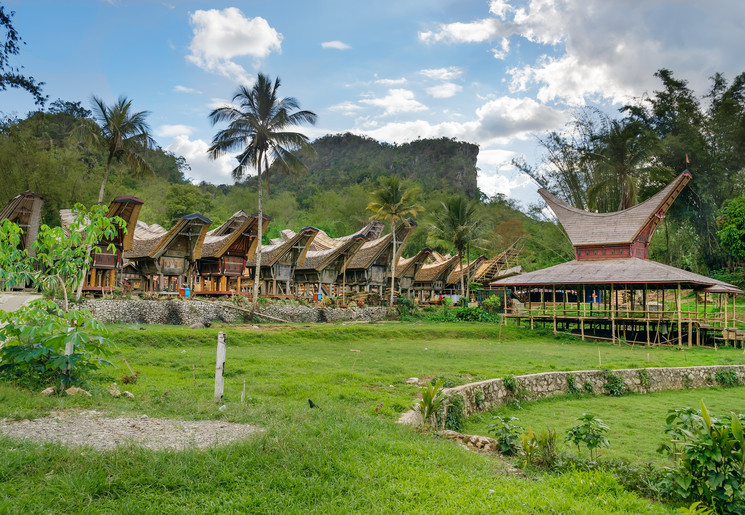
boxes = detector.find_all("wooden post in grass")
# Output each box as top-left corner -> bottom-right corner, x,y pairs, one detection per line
214,332 -> 227,402
192,365 -> 196,387
241,378 -> 246,404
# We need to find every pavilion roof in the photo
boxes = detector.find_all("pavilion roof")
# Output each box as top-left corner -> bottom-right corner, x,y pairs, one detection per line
298,235 -> 367,271
490,257 -> 742,292
395,248 -> 432,278
60,196 -> 144,252
539,172 -> 691,247
446,256 -> 486,286
307,220 -> 385,251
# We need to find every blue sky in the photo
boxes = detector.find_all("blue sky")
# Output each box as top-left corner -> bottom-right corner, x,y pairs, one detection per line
3,0 -> 744,207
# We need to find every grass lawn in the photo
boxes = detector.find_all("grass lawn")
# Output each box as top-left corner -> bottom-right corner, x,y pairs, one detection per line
1,321 -> 743,513
463,386 -> 745,466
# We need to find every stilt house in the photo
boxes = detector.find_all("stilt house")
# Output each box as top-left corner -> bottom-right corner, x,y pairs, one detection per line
0,191 -> 44,256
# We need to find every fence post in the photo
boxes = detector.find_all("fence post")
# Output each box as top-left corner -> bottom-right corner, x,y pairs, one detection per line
214,332 -> 227,402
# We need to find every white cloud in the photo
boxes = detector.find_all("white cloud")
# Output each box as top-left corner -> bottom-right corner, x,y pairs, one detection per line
421,0 -> 745,106
425,82 -> 462,98
166,135 -> 236,184
321,40 -> 351,50
419,18 -> 500,44
375,77 -> 407,86
187,8 -> 282,84
419,67 -> 463,81
491,37 -> 510,60
328,101 -> 362,116
173,85 -> 201,94
359,89 -> 427,116
206,97 -> 234,110
155,124 -> 195,139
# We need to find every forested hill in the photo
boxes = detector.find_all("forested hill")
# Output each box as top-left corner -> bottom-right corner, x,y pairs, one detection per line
0,104 -> 572,271
262,134 -> 479,198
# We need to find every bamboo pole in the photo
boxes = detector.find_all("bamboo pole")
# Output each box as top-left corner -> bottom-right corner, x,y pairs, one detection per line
611,284 -> 616,344
214,332 -> 227,402
552,284 -> 557,334
677,284 -> 683,347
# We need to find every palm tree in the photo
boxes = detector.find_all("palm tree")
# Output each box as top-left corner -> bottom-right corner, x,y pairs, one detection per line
83,96 -> 154,204
430,195 -> 485,301
587,118 -> 671,211
367,176 -> 422,306
208,74 -> 317,314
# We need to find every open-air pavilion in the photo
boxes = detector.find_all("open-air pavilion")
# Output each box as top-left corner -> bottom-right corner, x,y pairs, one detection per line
491,172 -> 744,347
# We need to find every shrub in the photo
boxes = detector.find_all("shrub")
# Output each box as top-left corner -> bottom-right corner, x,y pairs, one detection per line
583,380 -> 595,394
715,369 -> 740,387
638,368 -> 653,392
416,380 -> 446,427
659,401 -> 745,514
487,416 -> 522,455
474,390 -> 485,409
520,427 -> 558,469
502,374 -> 529,403
0,299 -> 114,388
567,373 -> 581,395
431,376 -> 456,388
565,413 -> 610,460
443,394 -> 465,432
481,294 -> 502,313
601,369 -> 627,396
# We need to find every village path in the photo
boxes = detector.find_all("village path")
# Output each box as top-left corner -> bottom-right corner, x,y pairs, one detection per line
0,292 -> 42,317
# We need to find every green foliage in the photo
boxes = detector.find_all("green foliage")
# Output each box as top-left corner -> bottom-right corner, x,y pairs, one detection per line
715,369 -> 740,387
567,373 -> 582,395
520,427 -> 559,469
481,293 -> 502,313
565,413 -> 610,460
474,390 -> 485,409
164,184 -> 214,224
487,415 -> 522,455
443,393 -> 465,432
430,376 -> 456,389
601,369 -> 628,397
660,401 -> 745,514
417,379 -> 447,427
638,368 -> 653,391
583,380 -> 595,394
717,196 -> 745,262
0,299 -> 113,387
502,374 -> 529,403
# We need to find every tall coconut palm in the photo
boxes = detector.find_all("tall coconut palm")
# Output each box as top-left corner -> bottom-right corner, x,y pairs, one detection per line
367,176 -> 422,306
430,195 -> 485,301
208,74 -> 317,314
84,96 -> 154,204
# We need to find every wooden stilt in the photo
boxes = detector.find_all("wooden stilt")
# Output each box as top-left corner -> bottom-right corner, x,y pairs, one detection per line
611,284 -> 616,344
677,284 -> 683,347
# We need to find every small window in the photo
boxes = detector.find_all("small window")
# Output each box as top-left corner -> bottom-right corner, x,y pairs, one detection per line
611,249 -> 615,255
602,249 -> 606,256
594,250 -> 598,256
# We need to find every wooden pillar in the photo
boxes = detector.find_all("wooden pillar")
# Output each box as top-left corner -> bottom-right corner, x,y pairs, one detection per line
214,332 -> 227,402
552,284 -> 557,334
688,320 -> 693,348
677,284 -> 683,347
611,284 -> 616,344
703,292 -> 708,323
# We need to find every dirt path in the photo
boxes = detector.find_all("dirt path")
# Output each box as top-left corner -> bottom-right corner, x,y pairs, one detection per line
0,410 -> 262,451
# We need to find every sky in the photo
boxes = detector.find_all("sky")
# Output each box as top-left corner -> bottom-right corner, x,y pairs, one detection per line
3,0 -> 744,207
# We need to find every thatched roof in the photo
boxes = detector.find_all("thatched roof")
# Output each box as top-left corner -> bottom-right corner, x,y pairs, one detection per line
415,254 -> 460,283
308,220 -> 385,252
490,257 -> 742,292
247,227 -> 318,267
346,219 -> 417,270
446,256 -> 486,286
124,213 -> 212,260
1,191 -> 44,254
201,212 -> 260,259
539,172 -> 691,247
298,235 -> 367,271
60,196 -> 143,251
395,248 -> 431,278
472,241 -> 521,283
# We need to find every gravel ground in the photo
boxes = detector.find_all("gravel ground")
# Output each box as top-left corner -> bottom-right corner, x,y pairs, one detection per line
0,410 -> 262,451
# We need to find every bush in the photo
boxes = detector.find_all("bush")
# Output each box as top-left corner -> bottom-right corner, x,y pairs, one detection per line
638,368 -> 653,391
502,374 -> 529,403
520,427 -> 558,469
715,369 -> 740,387
567,373 -> 582,395
416,379 -> 447,427
0,299 -> 114,388
487,416 -> 522,455
583,380 -> 595,394
481,294 -> 502,314
601,369 -> 627,396
659,401 -> 745,514
565,413 -> 610,460
443,394 -> 465,432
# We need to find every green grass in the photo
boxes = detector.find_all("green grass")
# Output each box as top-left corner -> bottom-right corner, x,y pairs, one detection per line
3,321 -> 742,513
464,386 -> 745,466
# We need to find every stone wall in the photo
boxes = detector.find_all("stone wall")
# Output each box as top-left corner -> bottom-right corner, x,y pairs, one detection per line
77,299 -> 396,325
445,365 -> 745,417
78,299 -> 246,325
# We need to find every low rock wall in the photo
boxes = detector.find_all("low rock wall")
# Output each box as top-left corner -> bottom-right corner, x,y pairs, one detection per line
77,299 -> 396,325
446,365 -> 745,417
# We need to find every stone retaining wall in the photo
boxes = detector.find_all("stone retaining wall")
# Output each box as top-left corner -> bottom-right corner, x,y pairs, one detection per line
77,299 -> 396,325
446,365 -> 745,417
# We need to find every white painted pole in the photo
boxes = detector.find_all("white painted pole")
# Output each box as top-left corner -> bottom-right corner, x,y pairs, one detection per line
214,332 -> 227,402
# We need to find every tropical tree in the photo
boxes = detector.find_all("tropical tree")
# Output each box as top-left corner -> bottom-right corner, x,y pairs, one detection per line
586,117 -> 673,211
208,74 -> 317,314
82,96 -> 154,204
430,195 -> 485,301
0,6 -> 45,105
366,176 -> 422,305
